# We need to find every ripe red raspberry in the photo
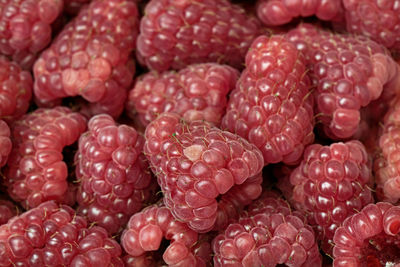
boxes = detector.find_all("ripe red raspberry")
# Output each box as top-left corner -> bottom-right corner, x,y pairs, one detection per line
75,114 -> 157,234
144,113 -> 264,233
289,140 -> 374,253
212,192 -> 322,266
286,23 -> 398,139
2,107 -> 87,209
0,0 -> 63,69
0,57 -> 32,121
126,63 -> 240,127
136,0 -> 261,72
33,0 -> 139,118
0,201 -> 124,266
333,202 -> 400,266
121,204 -> 212,266
0,120 -> 12,168
0,199 -> 17,225
221,35 -> 315,166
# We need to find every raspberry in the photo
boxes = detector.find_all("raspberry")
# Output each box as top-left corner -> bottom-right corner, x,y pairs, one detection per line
286,23 -> 398,139
121,204 -> 212,266
0,0 -> 63,69
212,192 -> 322,266
289,140 -> 374,253
144,112 -> 264,233
0,57 -> 32,121
126,63 -> 240,127
33,0 -> 139,118
136,0 -> 261,72
333,202 -> 400,266
221,35 -> 315,166
0,199 -> 17,225
2,106 -> 87,208
0,201 -> 124,266
0,120 -> 12,167
75,114 -> 157,234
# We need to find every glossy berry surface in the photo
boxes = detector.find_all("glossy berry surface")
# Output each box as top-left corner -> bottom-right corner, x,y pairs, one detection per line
144,112 -> 264,233
0,120 -> 12,167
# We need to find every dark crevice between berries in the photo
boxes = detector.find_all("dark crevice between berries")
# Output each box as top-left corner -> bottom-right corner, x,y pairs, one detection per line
63,143 -> 79,209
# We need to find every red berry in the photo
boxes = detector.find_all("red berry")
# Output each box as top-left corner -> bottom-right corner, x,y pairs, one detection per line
0,120 -> 12,167
126,63 -> 240,127
222,35 -> 315,166
3,107 -> 87,208
0,199 -> 17,225
144,112 -> 264,233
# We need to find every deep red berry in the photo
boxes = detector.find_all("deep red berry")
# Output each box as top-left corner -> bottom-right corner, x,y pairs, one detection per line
75,114 -> 157,234
0,120 -> 11,167
222,35 -> 315,166
136,0 -> 261,71
33,0 -> 139,118
333,202 -> 400,266
144,112 -> 264,233
0,199 -> 17,225
3,107 -> 87,208
0,201 -> 124,266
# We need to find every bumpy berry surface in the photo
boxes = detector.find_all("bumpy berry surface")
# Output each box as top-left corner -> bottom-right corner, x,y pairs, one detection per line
121,204 -> 212,266
137,0 -> 261,71
126,63 -> 239,127
212,192 -> 322,266
0,201 -> 123,266
75,114 -> 156,234
3,107 -> 87,208
0,0 -> 63,69
0,120 -> 12,167
222,35 -> 315,166
289,140 -> 374,253
144,112 -> 264,233
286,23 -> 398,139
0,199 -> 17,225
33,0 -> 139,118
0,57 -> 32,121
333,202 -> 400,266
343,0 -> 400,53
256,0 -> 342,26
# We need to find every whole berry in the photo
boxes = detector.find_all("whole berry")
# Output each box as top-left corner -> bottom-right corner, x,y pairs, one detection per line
0,120 -> 12,167
136,0 -> 261,71
333,202 -> 400,266
144,112 -> 264,233
33,0 -> 139,118
75,114 -> 156,234
3,107 -> 87,208
126,63 -> 240,127
0,201 -> 124,266
222,35 -> 315,166
0,199 -> 17,225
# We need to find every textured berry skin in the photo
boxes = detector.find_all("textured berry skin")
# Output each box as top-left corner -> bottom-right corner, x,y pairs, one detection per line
3,107 -> 87,209
0,201 -> 123,266
286,23 -> 398,139
137,0 -> 261,72
0,0 -> 63,69
333,202 -> 400,266
0,120 -> 12,167
121,204 -> 212,266
212,193 -> 322,267
75,114 -> 156,235
0,199 -> 17,225
144,113 -> 264,233
0,57 -> 32,121
33,0 -> 139,118
343,0 -> 400,53
222,35 -> 315,166
256,0 -> 342,26
126,63 -> 240,127
289,140 -> 374,253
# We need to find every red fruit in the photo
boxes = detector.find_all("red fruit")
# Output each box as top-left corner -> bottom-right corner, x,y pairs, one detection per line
33,0 -> 139,118
75,114 -> 157,234
0,57 -> 32,121
144,113 -> 264,233
0,120 -> 12,167
0,201 -> 123,266
221,35 -> 315,166
3,107 -> 87,209
333,202 -> 400,266
286,23 -> 398,139
64,0 -> 91,14
0,199 -> 17,225
126,63 -> 240,127
121,204 -> 212,266
212,193 -> 322,266
136,0 -> 261,71
289,140 -> 374,253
